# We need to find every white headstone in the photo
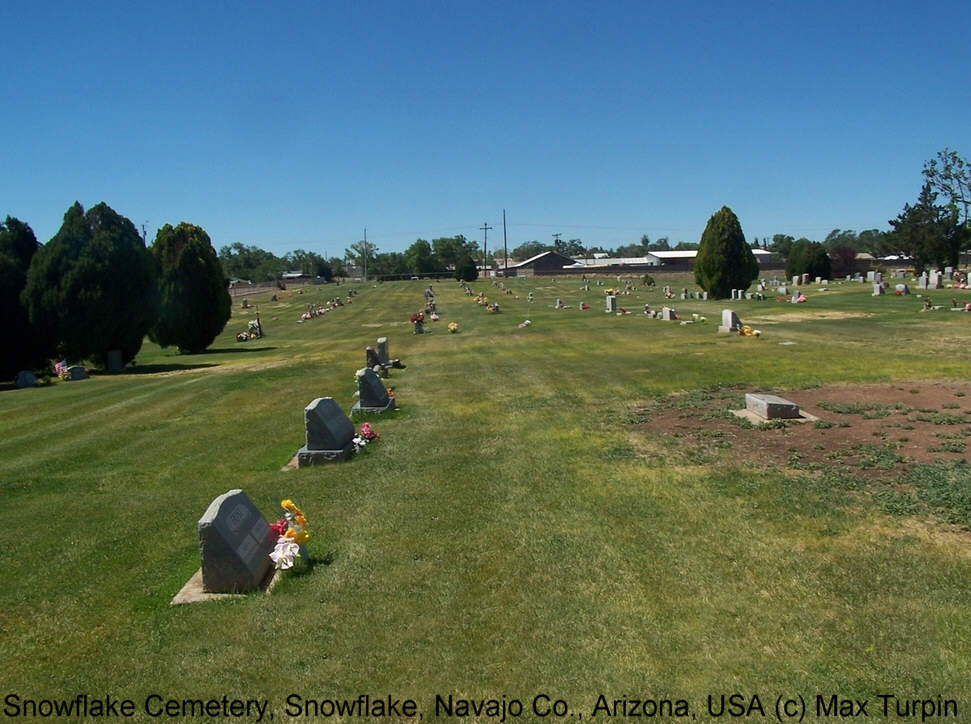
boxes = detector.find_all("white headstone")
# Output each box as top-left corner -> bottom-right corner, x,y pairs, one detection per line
718,309 -> 741,333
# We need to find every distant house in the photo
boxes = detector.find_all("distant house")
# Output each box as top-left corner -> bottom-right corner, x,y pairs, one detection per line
511,251 -> 578,277
281,270 -> 307,280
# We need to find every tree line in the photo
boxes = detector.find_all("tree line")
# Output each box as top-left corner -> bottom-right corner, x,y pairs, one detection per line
1,202 -> 232,380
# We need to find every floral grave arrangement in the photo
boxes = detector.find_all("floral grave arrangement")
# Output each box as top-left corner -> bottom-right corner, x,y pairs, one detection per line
352,422 -> 380,453
448,322 -> 459,333
269,499 -> 310,570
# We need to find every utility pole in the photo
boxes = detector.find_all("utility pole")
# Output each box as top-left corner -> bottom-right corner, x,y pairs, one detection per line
480,221 -> 493,279
552,232 -> 562,249
363,227 -> 368,282
502,209 -> 508,278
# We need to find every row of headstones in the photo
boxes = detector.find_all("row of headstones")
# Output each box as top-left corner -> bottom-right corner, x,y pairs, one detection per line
299,337 -> 396,465
917,270 -> 947,289
730,290 -> 766,300
192,338 -> 401,597
17,354 -> 122,388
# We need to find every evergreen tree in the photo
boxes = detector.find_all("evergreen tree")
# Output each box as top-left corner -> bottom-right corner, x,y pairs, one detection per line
694,206 -> 759,298
889,183 -> 967,273
22,202 -> 157,367
150,223 -> 231,353
785,239 -> 831,279
0,217 -> 54,378
454,255 -> 478,282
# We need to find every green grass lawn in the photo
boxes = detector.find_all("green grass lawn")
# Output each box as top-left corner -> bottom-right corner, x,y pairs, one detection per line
1,275 -> 970,722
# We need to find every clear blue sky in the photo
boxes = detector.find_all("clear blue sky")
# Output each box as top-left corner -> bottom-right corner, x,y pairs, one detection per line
3,1 -> 969,257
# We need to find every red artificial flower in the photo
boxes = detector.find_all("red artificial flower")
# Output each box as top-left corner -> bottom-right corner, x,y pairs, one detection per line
269,518 -> 289,537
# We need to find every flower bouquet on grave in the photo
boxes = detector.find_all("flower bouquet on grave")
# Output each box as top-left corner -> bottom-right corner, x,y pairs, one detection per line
351,422 -> 380,454
448,322 -> 459,333
269,499 -> 310,570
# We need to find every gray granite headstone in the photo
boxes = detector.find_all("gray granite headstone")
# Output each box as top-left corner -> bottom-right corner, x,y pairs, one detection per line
895,283 -> 909,294
106,349 -> 123,373
918,273 -> 929,289
866,271 -> 875,282
717,309 -> 741,333
928,270 -> 942,289
659,306 -> 676,321
605,294 -> 618,313
198,489 -> 275,593
872,282 -> 884,295
745,393 -> 800,420
297,397 -> 355,464
352,367 -> 396,414
376,337 -> 389,365
67,365 -> 88,380
15,370 -> 38,388
777,285 -> 787,295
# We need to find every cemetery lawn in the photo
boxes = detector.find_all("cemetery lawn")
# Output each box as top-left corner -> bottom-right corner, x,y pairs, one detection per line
2,276 -> 970,722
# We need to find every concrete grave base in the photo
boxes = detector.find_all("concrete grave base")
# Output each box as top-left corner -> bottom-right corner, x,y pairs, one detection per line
351,399 -> 396,415
171,566 -> 281,605
730,392 -> 820,424
730,408 -> 819,425
295,441 -> 355,466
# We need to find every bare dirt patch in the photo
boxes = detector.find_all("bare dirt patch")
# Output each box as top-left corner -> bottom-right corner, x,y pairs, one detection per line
744,311 -> 874,324
628,381 -> 971,475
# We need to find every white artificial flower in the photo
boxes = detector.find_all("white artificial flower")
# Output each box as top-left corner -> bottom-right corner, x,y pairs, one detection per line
270,539 -> 301,570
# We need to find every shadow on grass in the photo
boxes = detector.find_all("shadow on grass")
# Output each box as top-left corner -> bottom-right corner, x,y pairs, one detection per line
203,346 -> 277,354
290,551 -> 335,578
111,362 -> 220,375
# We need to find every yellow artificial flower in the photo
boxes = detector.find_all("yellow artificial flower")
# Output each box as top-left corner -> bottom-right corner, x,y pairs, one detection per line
281,499 -> 295,511
295,514 -> 307,527
285,528 -> 310,544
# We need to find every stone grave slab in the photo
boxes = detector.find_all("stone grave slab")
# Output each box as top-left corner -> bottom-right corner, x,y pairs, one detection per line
605,294 -> 617,313
745,393 -> 800,419
731,394 -> 818,424
297,397 -> 355,465
376,337 -> 389,365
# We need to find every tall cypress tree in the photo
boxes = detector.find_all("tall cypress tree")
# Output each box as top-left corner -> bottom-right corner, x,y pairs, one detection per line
694,206 -> 759,299
22,202 -> 157,367
0,216 -> 54,378
150,222 -> 231,353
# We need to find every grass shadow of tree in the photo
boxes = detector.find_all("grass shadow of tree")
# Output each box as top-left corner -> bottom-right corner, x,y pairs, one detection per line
202,347 -> 278,354
115,363 -> 220,375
